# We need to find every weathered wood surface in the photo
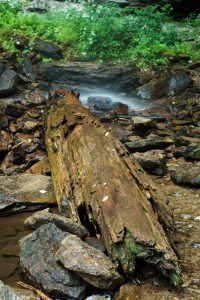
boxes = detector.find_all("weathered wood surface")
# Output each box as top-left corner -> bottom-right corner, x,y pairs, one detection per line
45,92 -> 181,285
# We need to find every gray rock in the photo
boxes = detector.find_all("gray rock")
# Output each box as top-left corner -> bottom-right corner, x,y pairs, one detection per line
171,165 -> 200,187
0,174 -> 56,214
0,65 -> 19,97
19,223 -> 86,299
132,150 -> 167,176
32,37 -> 63,59
137,71 -> 192,100
24,208 -> 88,238
36,61 -> 139,92
0,280 -> 25,300
125,135 -> 173,152
56,235 -> 122,290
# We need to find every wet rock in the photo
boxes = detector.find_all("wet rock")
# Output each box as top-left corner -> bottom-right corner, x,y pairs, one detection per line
37,61 -> 139,91
56,235 -> 122,290
0,65 -> 19,97
87,96 -> 113,112
0,174 -> 56,214
132,150 -> 167,176
88,96 -> 128,115
182,144 -> 200,160
137,71 -> 192,100
24,208 -> 88,238
125,135 -> 173,152
171,165 -> 200,187
20,55 -> 36,82
32,37 -> 63,59
0,280 -> 25,300
19,223 -> 86,299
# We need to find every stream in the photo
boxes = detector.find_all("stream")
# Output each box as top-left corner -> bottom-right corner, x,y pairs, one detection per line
0,46 -> 200,300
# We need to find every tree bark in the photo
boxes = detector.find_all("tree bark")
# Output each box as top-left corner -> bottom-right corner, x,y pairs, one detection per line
45,92 -> 181,285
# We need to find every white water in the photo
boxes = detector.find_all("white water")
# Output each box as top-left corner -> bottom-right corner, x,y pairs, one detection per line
79,89 -> 149,112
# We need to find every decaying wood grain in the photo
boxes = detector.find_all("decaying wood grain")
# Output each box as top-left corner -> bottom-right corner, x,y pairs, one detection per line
45,92 -> 181,285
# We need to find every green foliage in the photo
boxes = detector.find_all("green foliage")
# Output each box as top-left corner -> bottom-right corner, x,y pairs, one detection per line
0,0 -> 199,66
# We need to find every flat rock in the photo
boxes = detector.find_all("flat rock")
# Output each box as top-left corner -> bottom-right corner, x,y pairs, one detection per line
125,135 -> 173,152
137,71 -> 192,100
24,208 -> 88,238
132,150 -> 166,176
0,174 -> 56,214
56,235 -> 122,290
171,165 -> 200,187
37,61 -> 139,91
19,223 -> 86,299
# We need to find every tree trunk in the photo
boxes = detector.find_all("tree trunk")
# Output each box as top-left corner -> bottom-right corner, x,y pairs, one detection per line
45,92 -> 181,286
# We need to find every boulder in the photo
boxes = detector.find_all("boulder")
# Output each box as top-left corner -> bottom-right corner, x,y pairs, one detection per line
56,234 -> 122,290
0,65 -> 19,97
36,61 -> 139,92
132,150 -> 167,176
24,208 -> 88,238
0,174 -> 56,214
125,135 -> 173,152
170,165 -> 200,187
19,223 -> 86,299
32,37 -> 63,59
137,71 -> 192,100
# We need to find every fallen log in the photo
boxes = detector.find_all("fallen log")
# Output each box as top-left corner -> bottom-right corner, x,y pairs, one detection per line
45,92 -> 181,286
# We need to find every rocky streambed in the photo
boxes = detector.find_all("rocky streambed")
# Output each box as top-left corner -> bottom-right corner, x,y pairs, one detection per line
0,45 -> 200,299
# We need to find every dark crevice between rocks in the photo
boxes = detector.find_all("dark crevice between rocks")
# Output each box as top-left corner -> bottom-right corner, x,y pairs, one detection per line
77,203 -> 101,237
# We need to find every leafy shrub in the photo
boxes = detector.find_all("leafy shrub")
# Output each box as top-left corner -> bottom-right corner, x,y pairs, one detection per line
0,0 -> 199,66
